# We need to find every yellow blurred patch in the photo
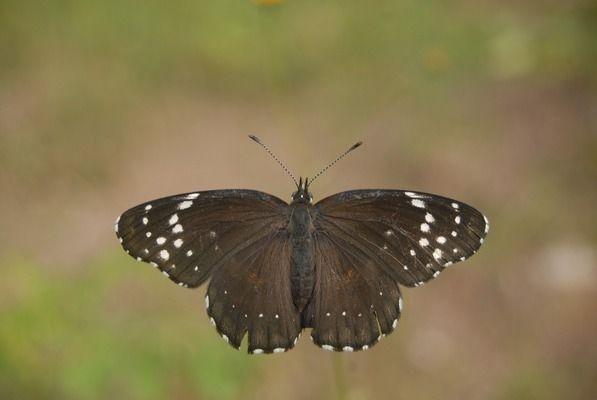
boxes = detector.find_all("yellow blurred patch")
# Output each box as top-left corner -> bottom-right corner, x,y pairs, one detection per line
422,47 -> 451,73
254,0 -> 284,6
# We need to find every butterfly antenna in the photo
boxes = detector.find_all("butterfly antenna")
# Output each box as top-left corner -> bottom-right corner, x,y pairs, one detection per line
249,135 -> 299,187
309,141 -> 363,185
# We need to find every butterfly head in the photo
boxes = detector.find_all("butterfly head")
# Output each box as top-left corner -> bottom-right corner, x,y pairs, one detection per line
291,177 -> 313,204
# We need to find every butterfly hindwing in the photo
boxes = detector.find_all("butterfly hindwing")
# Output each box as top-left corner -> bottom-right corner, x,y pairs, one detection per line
314,190 -> 489,287
115,190 -> 289,287
303,231 -> 402,351
206,231 -> 302,354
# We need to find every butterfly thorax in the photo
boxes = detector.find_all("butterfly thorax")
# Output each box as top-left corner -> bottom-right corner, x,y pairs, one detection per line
288,185 -> 316,311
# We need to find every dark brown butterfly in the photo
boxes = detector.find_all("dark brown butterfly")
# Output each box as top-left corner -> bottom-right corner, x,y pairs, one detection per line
115,136 -> 489,354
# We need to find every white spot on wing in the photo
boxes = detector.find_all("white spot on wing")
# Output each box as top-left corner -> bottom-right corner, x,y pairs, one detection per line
362,345 -> 369,350
253,348 -> 264,354
455,215 -> 461,224
146,232 -> 152,238
222,334 -> 229,343
433,270 -> 441,277
342,346 -> 354,352
205,295 -> 209,308
156,237 -> 166,245
419,238 -> 430,247
322,345 -> 334,351
178,200 -> 193,210
411,199 -> 426,208
186,193 -> 200,199
420,223 -> 430,232
209,231 -> 217,238
145,204 -> 152,211
451,231 -> 457,237
173,238 -> 183,248
436,236 -> 447,244
273,348 -> 285,353
410,249 -> 416,256
425,213 -> 435,223
169,214 -> 179,225
172,224 -> 183,233
142,217 -> 149,225
159,249 -> 170,260
433,248 -> 443,260
392,319 -> 398,329
452,202 -> 459,209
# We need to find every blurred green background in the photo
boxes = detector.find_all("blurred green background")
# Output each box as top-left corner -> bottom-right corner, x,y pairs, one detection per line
1,0 -> 596,399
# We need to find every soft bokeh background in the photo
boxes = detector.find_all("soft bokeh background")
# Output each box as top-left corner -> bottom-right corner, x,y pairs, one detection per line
1,1 -> 596,399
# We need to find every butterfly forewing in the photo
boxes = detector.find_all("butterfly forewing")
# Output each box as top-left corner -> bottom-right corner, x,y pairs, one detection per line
115,190 -> 289,287
314,190 -> 489,287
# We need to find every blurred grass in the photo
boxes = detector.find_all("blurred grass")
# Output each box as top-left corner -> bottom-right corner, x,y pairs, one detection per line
0,254 -> 260,400
1,1 -> 596,399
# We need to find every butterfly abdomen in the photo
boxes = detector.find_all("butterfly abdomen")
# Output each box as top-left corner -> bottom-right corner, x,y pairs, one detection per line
289,204 -> 315,312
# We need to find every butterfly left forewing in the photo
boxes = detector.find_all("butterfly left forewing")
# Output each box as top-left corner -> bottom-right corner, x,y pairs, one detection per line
313,189 -> 489,287
115,190 -> 289,288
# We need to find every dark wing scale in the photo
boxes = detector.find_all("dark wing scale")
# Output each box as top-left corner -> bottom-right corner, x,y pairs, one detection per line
115,190 -> 289,287
303,232 -> 402,352
314,190 -> 489,288
207,231 -> 301,354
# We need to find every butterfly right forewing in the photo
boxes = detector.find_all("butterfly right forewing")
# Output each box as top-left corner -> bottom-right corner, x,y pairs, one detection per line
314,189 -> 489,288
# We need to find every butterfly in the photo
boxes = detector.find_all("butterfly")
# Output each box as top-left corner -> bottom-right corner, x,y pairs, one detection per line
115,136 -> 489,354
